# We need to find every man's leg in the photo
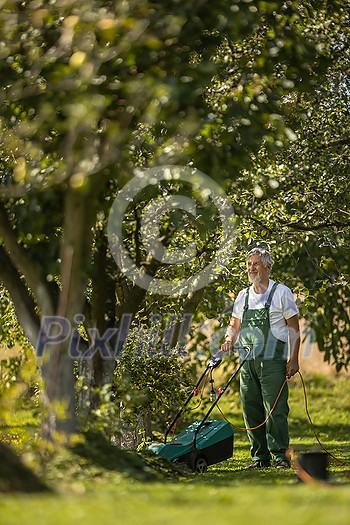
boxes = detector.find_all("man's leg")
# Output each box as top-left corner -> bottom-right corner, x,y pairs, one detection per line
260,359 -> 289,463
240,359 -> 271,462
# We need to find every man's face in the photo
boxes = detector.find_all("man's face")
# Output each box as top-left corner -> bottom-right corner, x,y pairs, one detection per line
247,254 -> 270,285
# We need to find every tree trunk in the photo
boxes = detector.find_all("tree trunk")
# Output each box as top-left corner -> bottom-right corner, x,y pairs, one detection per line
170,288 -> 204,349
41,188 -> 95,437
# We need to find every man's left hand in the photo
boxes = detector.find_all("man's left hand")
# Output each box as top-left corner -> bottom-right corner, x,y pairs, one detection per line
286,358 -> 299,379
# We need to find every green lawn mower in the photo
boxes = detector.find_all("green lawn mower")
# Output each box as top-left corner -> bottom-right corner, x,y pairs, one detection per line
149,347 -> 250,473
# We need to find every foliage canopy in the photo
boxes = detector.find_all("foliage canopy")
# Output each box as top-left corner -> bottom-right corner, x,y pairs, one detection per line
0,0 -> 349,436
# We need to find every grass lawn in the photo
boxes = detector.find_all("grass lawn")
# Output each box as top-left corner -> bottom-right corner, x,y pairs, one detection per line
0,372 -> 349,525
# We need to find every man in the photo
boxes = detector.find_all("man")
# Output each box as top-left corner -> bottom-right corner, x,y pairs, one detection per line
221,246 -> 300,469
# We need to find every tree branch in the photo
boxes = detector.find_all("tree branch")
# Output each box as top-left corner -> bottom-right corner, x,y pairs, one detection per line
278,218 -> 350,231
244,212 -> 350,233
0,204 -> 55,316
324,137 -> 350,148
0,246 -> 40,347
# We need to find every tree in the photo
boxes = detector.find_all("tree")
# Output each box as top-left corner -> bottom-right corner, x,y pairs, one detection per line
223,2 -> 350,369
0,0 -> 346,439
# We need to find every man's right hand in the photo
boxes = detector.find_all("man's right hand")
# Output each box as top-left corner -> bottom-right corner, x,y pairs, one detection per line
221,340 -> 234,353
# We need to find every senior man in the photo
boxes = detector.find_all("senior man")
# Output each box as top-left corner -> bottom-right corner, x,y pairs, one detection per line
221,246 -> 300,469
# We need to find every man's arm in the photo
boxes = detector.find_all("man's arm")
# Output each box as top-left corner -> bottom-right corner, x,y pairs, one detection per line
286,314 -> 300,378
221,316 -> 241,353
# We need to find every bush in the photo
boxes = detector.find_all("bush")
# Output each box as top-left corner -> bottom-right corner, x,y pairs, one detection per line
112,326 -> 195,448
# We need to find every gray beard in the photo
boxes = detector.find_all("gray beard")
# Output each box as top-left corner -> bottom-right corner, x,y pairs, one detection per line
248,274 -> 261,285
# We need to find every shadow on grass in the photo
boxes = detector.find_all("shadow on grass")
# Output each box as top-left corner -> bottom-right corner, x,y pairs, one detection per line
0,442 -> 51,493
188,447 -> 350,487
72,431 -> 188,482
71,431 -> 350,487
192,465 -> 350,487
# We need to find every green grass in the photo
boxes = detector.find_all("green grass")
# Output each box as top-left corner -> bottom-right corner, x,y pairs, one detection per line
1,483 -> 350,525
0,372 -> 349,525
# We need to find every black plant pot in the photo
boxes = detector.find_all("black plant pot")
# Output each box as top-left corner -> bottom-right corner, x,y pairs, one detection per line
298,452 -> 329,481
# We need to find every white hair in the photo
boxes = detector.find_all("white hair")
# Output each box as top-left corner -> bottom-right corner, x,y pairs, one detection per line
246,247 -> 274,274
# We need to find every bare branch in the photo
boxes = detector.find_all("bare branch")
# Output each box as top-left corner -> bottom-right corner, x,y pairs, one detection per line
0,204 -> 55,315
0,246 -> 40,346
324,137 -> 350,148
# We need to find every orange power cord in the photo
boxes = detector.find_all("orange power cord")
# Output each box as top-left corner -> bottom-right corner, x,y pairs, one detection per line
216,376 -> 288,431
170,367 -> 348,481
215,370 -> 348,471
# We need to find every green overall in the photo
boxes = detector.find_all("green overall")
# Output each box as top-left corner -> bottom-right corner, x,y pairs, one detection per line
239,283 -> 289,463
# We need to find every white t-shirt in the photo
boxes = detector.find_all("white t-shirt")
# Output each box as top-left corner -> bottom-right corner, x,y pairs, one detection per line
231,279 -> 299,343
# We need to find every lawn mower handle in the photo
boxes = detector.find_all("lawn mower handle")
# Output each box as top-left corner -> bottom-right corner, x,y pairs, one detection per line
163,350 -> 227,444
192,345 -> 251,450
163,357 -> 218,443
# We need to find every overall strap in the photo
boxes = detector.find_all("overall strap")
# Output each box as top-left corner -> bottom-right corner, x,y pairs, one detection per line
265,282 -> 279,309
243,287 -> 250,314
